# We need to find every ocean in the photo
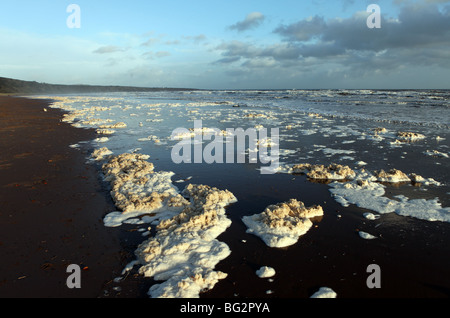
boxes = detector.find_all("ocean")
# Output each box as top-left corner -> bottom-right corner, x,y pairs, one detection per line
34,89 -> 450,298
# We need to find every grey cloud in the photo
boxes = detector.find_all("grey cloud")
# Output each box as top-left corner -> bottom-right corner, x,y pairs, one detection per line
142,51 -> 171,59
274,15 -> 327,41
141,38 -> 159,47
298,41 -> 346,58
183,34 -> 207,43
155,51 -> 171,58
229,12 -> 265,32
241,58 -> 277,69
214,56 -> 241,64
260,44 -> 302,60
216,40 -> 262,59
216,41 -> 302,62
419,0 -> 450,3
276,4 -> 450,53
213,2 -> 450,88
93,45 -> 126,54
164,40 -> 180,45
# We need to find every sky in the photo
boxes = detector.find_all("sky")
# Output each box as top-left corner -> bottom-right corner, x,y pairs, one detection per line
1,0 -> 450,89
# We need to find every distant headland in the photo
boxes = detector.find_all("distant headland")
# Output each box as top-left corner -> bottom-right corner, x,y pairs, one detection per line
0,76 -> 197,94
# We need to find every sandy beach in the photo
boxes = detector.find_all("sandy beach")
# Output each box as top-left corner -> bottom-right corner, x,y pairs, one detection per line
3,1 -> 450,310
0,96 -> 144,298
0,94 -> 449,301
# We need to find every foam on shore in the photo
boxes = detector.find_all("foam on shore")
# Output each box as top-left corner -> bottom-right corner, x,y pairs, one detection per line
91,147 -> 113,161
424,150 -> 449,159
278,163 -> 448,223
96,151 -> 237,298
310,287 -> 337,298
136,184 -> 237,298
242,199 -> 323,248
256,266 -> 276,278
329,176 -> 450,222
278,163 -> 356,180
397,131 -> 426,142
373,168 -> 410,183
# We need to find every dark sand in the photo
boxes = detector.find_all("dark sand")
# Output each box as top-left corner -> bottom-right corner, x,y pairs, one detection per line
0,96 -> 143,298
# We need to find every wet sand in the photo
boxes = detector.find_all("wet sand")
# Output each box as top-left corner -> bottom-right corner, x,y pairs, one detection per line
1,95 -> 449,301
170,162 -> 450,299
0,96 -> 143,298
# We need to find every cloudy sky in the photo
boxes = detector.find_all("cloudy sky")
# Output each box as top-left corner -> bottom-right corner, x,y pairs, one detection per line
1,0 -> 450,89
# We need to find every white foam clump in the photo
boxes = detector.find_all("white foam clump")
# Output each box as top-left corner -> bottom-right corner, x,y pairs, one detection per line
389,139 -> 404,147
278,163 -> 356,181
363,212 -> 380,220
300,129 -> 317,135
135,184 -> 237,298
390,131 -> 426,146
278,162 -> 446,222
321,148 -> 356,156
374,169 -> 410,183
99,122 -> 127,129
96,128 -> 116,135
138,135 -> 161,143
243,112 -> 271,119
101,152 -> 237,298
256,266 -> 276,278
424,150 -> 449,158
409,173 -> 441,186
242,199 -> 323,248
329,175 -> 450,222
310,287 -> 337,298
359,231 -> 377,240
396,131 -> 425,141
101,153 -> 185,225
94,137 -> 109,143
91,147 -> 113,161
171,127 -> 228,140
369,168 -> 439,186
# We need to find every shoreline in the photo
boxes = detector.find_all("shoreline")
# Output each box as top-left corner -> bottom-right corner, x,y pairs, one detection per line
1,94 -> 449,299
0,95 -> 146,297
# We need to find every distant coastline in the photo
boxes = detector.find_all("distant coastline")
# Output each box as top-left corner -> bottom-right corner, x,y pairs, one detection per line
0,76 -> 198,95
